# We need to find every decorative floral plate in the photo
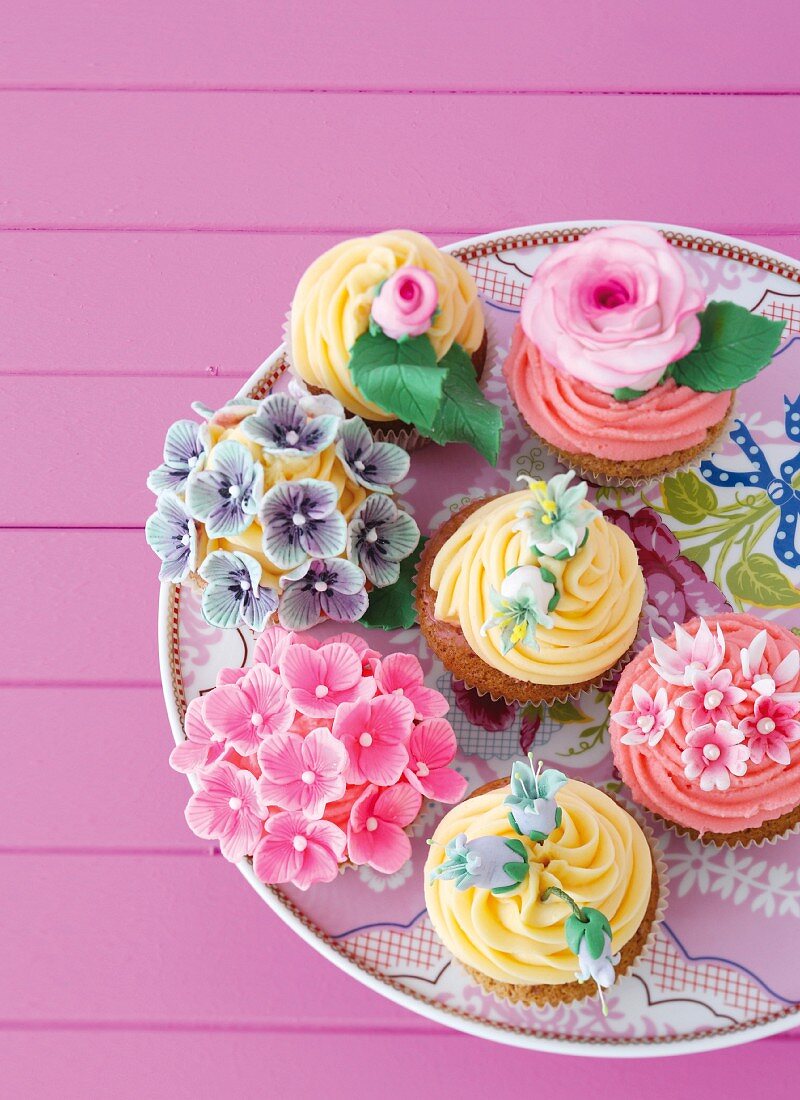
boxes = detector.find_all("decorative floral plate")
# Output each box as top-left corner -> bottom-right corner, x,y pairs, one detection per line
159,222 -> 800,1056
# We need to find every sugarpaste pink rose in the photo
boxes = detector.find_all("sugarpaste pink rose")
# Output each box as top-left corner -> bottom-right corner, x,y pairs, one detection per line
370,265 -> 439,340
521,224 -> 706,394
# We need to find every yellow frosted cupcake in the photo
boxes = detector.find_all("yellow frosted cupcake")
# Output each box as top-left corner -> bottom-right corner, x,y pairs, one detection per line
415,471 -> 645,704
424,758 -> 661,1008
288,230 -> 501,461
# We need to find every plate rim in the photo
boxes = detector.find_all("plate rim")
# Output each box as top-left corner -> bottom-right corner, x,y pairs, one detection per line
158,219 -> 800,1057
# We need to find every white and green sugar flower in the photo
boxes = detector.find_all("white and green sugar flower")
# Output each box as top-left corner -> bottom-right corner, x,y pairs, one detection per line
514,471 -> 599,560
480,564 -> 559,655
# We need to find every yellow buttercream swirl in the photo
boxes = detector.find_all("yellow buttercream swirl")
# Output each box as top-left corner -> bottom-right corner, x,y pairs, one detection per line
424,780 -> 652,985
290,230 -> 485,420
430,492 -> 644,686
203,420 -> 366,589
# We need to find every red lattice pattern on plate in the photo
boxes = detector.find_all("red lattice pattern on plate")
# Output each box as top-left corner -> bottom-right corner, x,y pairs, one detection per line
648,935 -> 778,1018
346,917 -> 446,977
466,257 -> 526,308
758,295 -> 800,337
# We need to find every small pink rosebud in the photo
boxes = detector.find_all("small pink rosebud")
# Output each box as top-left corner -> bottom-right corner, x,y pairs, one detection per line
370,266 -> 439,341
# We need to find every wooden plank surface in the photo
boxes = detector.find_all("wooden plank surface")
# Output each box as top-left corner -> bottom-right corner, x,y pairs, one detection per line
3,93 -> 800,231
4,1 -> 800,93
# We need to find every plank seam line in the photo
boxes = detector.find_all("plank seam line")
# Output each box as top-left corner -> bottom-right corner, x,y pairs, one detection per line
0,1020 -> 450,1035
2,86 -> 800,97
4,224 -> 800,237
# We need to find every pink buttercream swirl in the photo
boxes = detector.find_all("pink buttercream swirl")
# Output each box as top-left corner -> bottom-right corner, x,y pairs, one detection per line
504,324 -> 731,462
611,614 -> 800,835
370,265 -> 439,340
520,224 -> 706,394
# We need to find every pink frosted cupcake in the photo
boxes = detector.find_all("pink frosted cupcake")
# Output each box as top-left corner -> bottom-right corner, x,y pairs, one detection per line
610,613 -> 800,846
504,224 -> 784,484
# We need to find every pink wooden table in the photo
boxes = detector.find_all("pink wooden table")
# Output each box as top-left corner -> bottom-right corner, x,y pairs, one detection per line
4,3 -> 800,1094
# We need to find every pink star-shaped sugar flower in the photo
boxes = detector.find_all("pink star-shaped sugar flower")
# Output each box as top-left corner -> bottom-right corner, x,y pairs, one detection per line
184,761 -> 265,861
373,652 -> 449,721
169,694 -> 227,775
677,667 -> 747,727
740,694 -> 800,766
402,717 -> 467,802
280,641 -> 376,719
650,618 -> 725,686
347,783 -> 423,874
203,664 -> 295,755
740,629 -> 800,702
252,810 -> 346,891
681,720 -> 749,791
257,726 -> 348,818
332,694 -> 415,786
613,684 -> 675,748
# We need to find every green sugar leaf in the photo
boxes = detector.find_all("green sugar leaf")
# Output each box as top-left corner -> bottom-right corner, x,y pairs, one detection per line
349,330 -> 444,433
425,343 -> 504,465
670,301 -> 785,393
359,537 -> 426,631
564,914 -> 586,957
613,386 -> 648,402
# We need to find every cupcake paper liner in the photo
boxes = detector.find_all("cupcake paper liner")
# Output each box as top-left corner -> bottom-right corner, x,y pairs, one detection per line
653,801 -> 800,850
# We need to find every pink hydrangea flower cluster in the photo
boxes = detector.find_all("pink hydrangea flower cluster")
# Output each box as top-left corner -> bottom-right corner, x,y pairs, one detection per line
171,627 -> 466,889
641,618 -> 800,790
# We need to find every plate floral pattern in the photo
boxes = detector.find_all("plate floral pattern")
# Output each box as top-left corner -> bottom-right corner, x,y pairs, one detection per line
160,224 -> 800,1055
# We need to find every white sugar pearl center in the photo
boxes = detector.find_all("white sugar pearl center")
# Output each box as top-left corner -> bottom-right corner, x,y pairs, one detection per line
228,485 -> 241,498
359,732 -> 373,748
416,761 -> 429,777
292,835 -> 308,852
637,714 -> 655,733
365,817 -> 378,832
354,459 -> 366,471
365,528 -> 379,543
250,712 -> 263,726
757,717 -> 776,735
292,512 -> 306,527
180,533 -> 190,546
240,579 -> 251,592
301,770 -> 316,785
315,684 -> 329,698
314,580 -> 328,592
228,796 -> 243,811
704,689 -> 723,710
286,430 -> 300,446
703,743 -> 721,761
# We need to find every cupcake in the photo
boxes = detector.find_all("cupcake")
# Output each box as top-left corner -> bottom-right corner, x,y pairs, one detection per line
145,386 -> 419,632
610,613 -> 800,846
504,224 -> 784,484
173,625 -> 467,886
415,471 -> 645,704
288,230 -> 502,461
425,757 -> 662,1008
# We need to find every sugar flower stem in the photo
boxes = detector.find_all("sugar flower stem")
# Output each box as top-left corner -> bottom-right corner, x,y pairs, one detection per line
540,885 -> 588,922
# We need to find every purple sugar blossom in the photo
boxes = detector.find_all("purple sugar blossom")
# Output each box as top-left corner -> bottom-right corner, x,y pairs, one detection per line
198,550 -> 278,631
147,419 -> 207,495
335,417 -> 410,493
279,557 -> 368,631
185,440 -> 263,538
145,492 -> 198,582
347,494 -> 419,587
259,478 -> 347,570
241,393 -> 339,458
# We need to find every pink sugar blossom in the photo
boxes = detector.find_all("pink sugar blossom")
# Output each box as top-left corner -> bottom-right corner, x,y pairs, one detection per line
740,695 -> 800,766
280,641 -> 376,719
681,720 -> 749,792
347,783 -> 422,874
203,664 -> 295,755
740,629 -> 800,702
252,624 -> 297,671
257,726 -> 347,818
184,761 -> 265,861
402,718 -> 466,802
215,666 -> 247,687
313,632 -> 381,668
677,667 -> 747,727
374,652 -> 449,721
332,694 -> 414,786
613,684 -> 675,747
650,618 -> 725,686
252,810 -> 346,890
203,660 -> 297,756
170,695 -> 227,774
